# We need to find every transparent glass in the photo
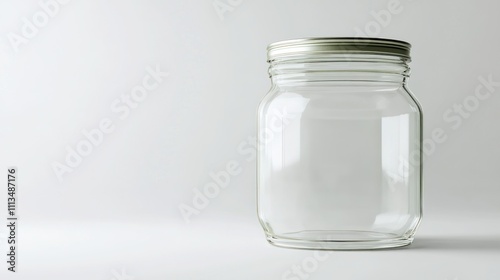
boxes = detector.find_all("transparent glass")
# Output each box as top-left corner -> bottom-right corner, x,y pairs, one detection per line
257,53 -> 423,250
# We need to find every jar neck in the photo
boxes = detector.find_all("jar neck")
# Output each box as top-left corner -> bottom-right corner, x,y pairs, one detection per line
268,54 -> 410,87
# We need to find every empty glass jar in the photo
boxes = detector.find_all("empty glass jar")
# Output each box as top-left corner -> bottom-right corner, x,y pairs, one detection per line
257,38 -> 422,250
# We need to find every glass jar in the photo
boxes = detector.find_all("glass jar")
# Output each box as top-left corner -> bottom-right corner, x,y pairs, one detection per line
257,38 -> 422,250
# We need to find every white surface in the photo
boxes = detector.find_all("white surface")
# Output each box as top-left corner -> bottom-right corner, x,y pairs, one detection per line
8,215 -> 500,279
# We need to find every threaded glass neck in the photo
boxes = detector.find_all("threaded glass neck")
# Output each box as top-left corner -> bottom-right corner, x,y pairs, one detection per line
268,54 -> 410,86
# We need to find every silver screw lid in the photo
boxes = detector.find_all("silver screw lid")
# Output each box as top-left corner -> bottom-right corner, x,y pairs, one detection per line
267,37 -> 411,61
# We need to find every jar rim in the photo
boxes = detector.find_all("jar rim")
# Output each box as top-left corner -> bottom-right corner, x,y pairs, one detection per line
267,37 -> 411,61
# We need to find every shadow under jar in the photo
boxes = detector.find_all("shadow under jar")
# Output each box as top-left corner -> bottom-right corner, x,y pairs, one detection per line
257,38 -> 423,250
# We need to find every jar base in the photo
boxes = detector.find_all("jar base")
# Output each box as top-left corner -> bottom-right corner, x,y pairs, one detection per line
266,230 -> 414,250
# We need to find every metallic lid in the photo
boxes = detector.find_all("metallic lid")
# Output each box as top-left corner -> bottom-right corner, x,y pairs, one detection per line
267,37 -> 411,61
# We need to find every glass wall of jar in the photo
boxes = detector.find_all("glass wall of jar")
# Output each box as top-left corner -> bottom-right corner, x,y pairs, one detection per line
257,38 -> 423,250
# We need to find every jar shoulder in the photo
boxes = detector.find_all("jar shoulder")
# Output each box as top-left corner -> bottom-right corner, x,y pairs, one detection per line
259,85 -> 422,117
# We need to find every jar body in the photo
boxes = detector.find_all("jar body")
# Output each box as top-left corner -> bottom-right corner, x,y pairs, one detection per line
257,47 -> 422,250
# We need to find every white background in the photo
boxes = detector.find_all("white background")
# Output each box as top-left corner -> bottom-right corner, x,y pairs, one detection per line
0,0 -> 499,279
